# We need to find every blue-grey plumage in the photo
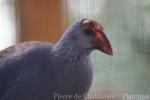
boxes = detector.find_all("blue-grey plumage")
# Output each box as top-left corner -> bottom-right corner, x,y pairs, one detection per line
0,19 -> 112,100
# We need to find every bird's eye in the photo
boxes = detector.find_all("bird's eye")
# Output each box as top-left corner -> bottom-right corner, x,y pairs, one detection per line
84,28 -> 94,36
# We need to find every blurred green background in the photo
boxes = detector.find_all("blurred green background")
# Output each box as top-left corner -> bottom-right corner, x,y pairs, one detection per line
0,0 -> 150,99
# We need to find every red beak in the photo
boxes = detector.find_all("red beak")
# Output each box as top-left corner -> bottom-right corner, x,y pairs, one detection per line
93,29 -> 113,55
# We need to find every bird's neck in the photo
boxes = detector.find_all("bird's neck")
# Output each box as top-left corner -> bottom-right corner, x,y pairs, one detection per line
53,39 -> 90,58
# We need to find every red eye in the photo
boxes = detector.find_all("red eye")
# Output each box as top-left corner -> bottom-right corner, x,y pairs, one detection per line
84,28 -> 94,36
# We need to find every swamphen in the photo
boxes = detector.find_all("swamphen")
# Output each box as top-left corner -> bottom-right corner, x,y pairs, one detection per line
0,19 -> 113,100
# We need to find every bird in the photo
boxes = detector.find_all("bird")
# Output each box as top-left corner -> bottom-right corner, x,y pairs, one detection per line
0,18 -> 113,100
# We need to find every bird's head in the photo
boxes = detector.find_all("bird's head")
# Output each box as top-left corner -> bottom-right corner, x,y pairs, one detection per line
60,18 -> 113,55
